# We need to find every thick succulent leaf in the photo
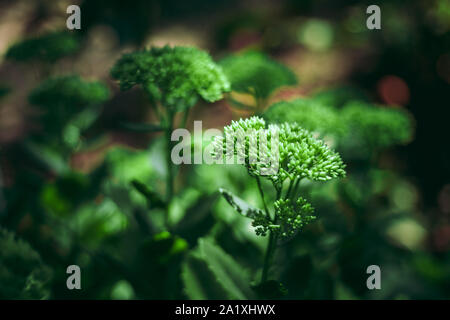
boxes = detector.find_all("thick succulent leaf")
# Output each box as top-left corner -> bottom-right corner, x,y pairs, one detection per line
181,253 -> 228,299
182,238 -> 255,299
130,179 -> 166,209
219,188 -> 263,219
173,193 -> 218,245
199,238 -> 255,299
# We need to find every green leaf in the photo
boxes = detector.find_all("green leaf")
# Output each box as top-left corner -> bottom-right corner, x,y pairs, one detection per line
182,238 -> 255,299
173,193 -> 218,245
118,121 -> 164,132
181,253 -> 228,299
219,188 -> 263,219
130,179 -> 166,209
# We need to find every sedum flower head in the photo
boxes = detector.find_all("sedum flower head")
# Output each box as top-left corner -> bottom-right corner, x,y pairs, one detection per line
252,198 -> 315,239
277,122 -> 346,182
110,46 -> 230,109
263,98 -> 346,139
219,51 -> 297,99
341,101 -> 414,149
211,117 -> 279,177
5,31 -> 80,63
211,116 -> 346,183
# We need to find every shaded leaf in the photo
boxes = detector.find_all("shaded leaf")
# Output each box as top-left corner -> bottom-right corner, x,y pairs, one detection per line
219,188 -> 263,219
174,193 -> 218,245
130,179 -> 166,209
181,253 -> 228,299
182,238 -> 255,299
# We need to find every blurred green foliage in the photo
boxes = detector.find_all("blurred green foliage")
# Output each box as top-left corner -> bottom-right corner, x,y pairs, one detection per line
28,75 -> 110,151
263,98 -> 345,139
0,229 -> 51,299
5,31 -> 80,63
29,76 -> 110,109
341,101 -> 414,151
263,96 -> 414,158
219,51 -> 297,100
219,51 -> 297,111
0,0 -> 448,301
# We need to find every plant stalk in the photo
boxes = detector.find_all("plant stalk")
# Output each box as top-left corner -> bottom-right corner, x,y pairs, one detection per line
260,186 -> 282,284
256,176 -> 271,219
164,110 -> 175,228
261,220 -> 278,284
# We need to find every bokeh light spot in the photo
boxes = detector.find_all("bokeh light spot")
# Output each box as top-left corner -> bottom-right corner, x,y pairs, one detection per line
377,75 -> 410,106
298,19 -> 334,52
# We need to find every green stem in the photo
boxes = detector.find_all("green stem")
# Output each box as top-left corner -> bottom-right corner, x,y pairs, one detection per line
164,110 -> 175,228
256,176 -> 270,219
255,96 -> 264,115
285,178 -> 295,199
180,108 -> 190,129
260,187 -> 282,284
261,229 -> 275,283
291,177 -> 302,198
261,215 -> 279,284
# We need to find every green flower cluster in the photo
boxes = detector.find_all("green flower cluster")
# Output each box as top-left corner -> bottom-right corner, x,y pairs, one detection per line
262,98 -> 345,138
252,198 -> 315,239
0,228 -> 51,299
211,116 -> 346,184
29,75 -> 110,109
252,211 -> 278,237
342,101 -> 414,149
219,51 -> 297,99
211,117 -> 276,177
111,46 -> 230,110
263,97 -> 414,152
277,121 -> 346,182
6,31 -> 80,63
